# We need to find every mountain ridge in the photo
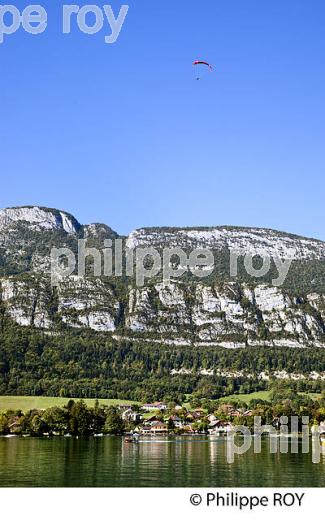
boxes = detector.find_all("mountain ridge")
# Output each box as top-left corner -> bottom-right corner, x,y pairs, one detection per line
1,205 -> 324,245
1,205 -> 325,350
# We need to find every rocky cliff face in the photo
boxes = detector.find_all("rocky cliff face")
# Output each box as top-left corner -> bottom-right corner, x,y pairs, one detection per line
124,281 -> 325,348
0,206 -> 117,275
126,226 -> 325,259
0,206 -> 80,234
1,206 -> 325,348
0,274 -> 120,332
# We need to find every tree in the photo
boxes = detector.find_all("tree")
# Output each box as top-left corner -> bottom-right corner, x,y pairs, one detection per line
30,413 -> 46,436
69,401 -> 91,435
104,407 -> 125,435
0,414 -> 9,435
167,418 -> 174,431
91,402 -> 106,433
43,407 -> 68,434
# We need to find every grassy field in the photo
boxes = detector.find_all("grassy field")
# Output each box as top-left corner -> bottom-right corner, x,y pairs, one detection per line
1,392 -> 323,412
182,391 -> 272,408
0,396 -> 140,412
219,391 -> 323,404
219,391 -> 272,404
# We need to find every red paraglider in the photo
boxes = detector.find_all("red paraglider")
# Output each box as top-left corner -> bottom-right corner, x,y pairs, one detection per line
193,60 -> 213,80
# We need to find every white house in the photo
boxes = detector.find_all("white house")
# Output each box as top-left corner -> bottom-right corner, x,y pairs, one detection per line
122,409 -> 142,422
142,402 -> 167,412
208,421 -> 232,435
169,415 -> 184,429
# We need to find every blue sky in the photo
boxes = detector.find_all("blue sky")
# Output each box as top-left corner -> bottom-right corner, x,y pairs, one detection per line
1,0 -> 324,237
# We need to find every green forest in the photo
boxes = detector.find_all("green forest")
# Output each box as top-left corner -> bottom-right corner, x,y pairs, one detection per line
1,312 -> 325,402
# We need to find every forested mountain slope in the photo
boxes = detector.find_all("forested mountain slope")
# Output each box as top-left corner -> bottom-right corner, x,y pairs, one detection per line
1,206 -> 325,399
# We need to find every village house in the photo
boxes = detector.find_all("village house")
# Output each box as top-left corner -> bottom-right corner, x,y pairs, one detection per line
186,411 -> 202,422
208,420 -> 232,435
142,402 -> 167,412
122,409 -> 142,422
140,425 -> 152,435
140,421 -> 168,435
151,421 -> 168,434
143,415 -> 161,425
168,415 -> 184,429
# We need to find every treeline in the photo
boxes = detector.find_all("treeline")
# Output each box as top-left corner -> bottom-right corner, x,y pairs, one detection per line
1,318 -> 325,401
0,400 -> 125,437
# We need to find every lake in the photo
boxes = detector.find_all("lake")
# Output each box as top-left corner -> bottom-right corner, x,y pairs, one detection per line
0,436 -> 324,487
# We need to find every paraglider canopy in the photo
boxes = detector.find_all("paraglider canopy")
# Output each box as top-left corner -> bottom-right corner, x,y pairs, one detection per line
193,60 -> 213,80
193,60 -> 213,69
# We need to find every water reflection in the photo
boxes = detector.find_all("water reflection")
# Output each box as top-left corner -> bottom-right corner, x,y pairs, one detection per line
0,436 -> 324,487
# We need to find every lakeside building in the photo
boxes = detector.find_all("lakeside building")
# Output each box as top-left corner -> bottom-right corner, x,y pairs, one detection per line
168,416 -> 184,429
140,421 -> 168,435
208,420 -> 232,435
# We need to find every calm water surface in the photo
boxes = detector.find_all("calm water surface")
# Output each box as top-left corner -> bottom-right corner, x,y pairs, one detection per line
0,436 -> 324,487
